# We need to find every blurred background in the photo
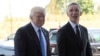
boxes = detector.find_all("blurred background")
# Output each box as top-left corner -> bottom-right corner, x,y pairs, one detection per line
0,0 -> 100,39
0,0 -> 100,56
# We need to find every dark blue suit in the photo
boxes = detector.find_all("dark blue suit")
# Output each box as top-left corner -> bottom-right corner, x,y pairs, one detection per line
57,22 -> 92,56
14,23 -> 50,56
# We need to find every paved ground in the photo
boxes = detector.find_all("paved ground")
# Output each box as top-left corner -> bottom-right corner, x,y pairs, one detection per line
51,54 -> 100,56
0,47 -> 14,56
94,54 -> 100,56
0,45 -> 100,56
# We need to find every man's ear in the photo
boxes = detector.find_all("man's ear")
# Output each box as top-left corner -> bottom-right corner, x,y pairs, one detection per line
30,16 -> 32,20
66,11 -> 69,16
80,11 -> 82,16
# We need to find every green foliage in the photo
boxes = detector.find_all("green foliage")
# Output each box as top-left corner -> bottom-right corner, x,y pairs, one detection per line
66,0 -> 94,14
77,0 -> 94,14
97,5 -> 100,13
56,0 -> 63,8
46,0 -> 66,14
56,0 -> 65,13
47,0 -> 94,14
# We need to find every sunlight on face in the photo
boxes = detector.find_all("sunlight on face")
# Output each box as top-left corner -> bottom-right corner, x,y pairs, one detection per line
67,5 -> 82,24
31,11 -> 45,27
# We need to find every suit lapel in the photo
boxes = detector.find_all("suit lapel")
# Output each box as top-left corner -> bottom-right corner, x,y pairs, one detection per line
79,26 -> 87,51
41,28 -> 49,46
27,23 -> 41,49
67,22 -> 83,50
67,22 -> 76,36
67,22 -> 77,38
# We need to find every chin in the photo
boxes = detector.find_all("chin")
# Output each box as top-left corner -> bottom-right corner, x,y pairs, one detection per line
71,20 -> 78,24
38,24 -> 43,27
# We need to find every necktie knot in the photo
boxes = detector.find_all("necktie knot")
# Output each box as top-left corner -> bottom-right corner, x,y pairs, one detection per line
38,29 -> 42,41
76,25 -> 79,29
38,29 -> 41,32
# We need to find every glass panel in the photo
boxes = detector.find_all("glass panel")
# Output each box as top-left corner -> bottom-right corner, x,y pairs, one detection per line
92,32 -> 100,43
50,34 -> 57,41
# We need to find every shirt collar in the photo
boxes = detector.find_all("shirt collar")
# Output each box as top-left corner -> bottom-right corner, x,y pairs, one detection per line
69,21 -> 77,29
31,22 -> 40,32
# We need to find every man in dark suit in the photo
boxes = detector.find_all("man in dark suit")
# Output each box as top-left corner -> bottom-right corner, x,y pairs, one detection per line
14,6 -> 50,56
57,2 -> 93,56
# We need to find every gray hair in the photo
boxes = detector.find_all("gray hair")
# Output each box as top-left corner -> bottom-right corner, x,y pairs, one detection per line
30,6 -> 46,18
66,2 -> 82,12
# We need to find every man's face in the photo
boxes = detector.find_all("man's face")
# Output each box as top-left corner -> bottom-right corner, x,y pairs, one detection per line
31,11 -> 45,27
67,5 -> 82,24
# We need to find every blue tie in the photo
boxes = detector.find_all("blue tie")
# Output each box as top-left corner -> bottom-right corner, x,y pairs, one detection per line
38,29 -> 45,56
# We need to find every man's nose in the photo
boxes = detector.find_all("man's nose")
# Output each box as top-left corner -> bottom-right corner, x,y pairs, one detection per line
72,11 -> 76,14
40,17 -> 44,20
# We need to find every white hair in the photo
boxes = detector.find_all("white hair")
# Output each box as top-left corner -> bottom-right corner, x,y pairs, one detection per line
30,6 -> 46,18
66,2 -> 82,13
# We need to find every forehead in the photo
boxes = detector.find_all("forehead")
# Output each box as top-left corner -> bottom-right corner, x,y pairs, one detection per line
67,4 -> 81,11
33,10 -> 45,16
68,5 -> 80,10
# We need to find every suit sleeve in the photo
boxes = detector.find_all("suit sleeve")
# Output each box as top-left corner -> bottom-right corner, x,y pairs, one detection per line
14,28 -> 27,56
86,29 -> 93,56
57,30 -> 67,56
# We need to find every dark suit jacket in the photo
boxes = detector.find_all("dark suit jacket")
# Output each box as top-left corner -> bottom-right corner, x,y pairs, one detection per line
14,23 -> 51,56
57,22 -> 92,56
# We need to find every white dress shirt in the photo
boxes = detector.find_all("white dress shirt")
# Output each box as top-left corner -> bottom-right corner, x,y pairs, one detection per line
69,21 -> 81,36
31,22 -> 47,56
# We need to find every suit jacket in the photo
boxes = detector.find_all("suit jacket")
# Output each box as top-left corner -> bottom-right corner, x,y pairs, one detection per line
14,23 -> 51,56
57,22 -> 92,56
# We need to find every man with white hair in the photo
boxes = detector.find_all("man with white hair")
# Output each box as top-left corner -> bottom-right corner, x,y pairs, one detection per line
57,2 -> 93,56
14,6 -> 50,56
